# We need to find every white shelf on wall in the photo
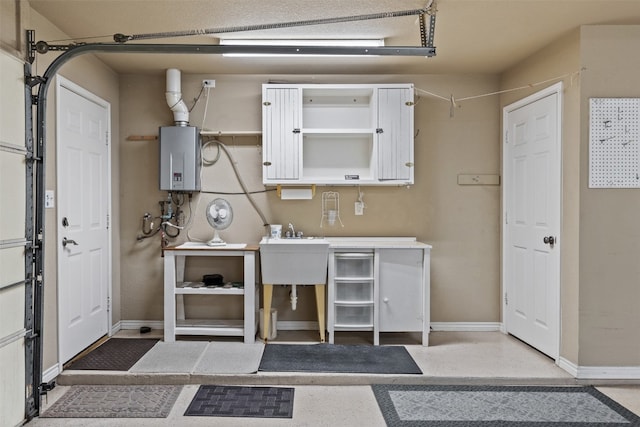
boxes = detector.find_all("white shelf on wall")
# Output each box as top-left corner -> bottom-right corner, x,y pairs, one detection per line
200,130 -> 262,136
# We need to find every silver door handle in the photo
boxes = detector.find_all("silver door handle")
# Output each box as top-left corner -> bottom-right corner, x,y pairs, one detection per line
62,237 -> 79,247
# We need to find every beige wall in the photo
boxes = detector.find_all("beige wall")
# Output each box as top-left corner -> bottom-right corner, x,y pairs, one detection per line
578,26 -> 640,366
500,30 -> 582,364
26,8 -> 120,371
119,73 -> 502,323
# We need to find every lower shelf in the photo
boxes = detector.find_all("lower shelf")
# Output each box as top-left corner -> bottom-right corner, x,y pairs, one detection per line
334,324 -> 374,330
175,319 -> 244,336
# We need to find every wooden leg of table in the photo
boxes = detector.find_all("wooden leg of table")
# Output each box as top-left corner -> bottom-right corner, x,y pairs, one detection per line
315,285 -> 325,343
262,284 -> 273,342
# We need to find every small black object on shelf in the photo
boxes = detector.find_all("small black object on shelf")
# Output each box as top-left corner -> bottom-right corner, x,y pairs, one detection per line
203,273 -> 224,287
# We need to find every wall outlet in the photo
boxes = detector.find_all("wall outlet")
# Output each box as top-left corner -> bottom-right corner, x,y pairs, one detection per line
202,79 -> 216,88
355,201 -> 364,215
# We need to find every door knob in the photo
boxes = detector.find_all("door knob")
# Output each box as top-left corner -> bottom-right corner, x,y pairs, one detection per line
543,236 -> 555,245
62,237 -> 79,247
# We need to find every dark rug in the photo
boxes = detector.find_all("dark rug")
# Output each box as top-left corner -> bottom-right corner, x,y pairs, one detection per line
372,385 -> 640,426
258,343 -> 422,374
66,338 -> 158,371
40,385 -> 182,418
184,385 -> 294,418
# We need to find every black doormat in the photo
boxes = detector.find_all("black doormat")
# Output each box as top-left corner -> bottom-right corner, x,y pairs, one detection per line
66,338 -> 159,371
184,385 -> 294,418
258,343 -> 422,374
372,384 -> 640,426
41,385 -> 182,418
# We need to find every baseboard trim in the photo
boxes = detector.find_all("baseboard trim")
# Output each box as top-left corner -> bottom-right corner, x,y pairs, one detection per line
576,365 -> 640,380
557,357 -> 579,377
117,320 -> 318,332
117,320 -> 165,331
277,321 -> 318,331
42,363 -> 60,384
118,320 -> 502,333
430,322 -> 502,332
557,357 -> 640,379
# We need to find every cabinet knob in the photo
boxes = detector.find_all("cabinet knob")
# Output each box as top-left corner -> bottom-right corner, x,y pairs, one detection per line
293,128 -> 301,134
405,162 -> 414,167
263,161 -> 272,166
383,297 -> 389,303
263,101 -> 271,106
376,128 -> 384,134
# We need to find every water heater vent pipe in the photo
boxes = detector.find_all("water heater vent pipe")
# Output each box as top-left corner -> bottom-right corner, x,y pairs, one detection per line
166,68 -> 189,126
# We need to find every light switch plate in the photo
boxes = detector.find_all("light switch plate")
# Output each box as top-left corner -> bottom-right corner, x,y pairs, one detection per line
45,190 -> 55,208
355,201 -> 364,215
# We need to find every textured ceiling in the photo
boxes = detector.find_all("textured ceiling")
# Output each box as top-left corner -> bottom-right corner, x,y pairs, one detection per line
29,0 -> 640,75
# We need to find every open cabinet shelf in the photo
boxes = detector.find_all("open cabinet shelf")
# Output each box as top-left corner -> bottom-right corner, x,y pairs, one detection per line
262,83 -> 414,186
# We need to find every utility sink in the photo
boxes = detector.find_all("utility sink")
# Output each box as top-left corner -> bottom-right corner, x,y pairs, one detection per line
259,237 -> 330,284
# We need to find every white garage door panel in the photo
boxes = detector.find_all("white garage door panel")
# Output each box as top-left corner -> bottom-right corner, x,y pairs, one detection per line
0,52 -> 25,147
0,151 -> 26,240
0,49 -> 27,427
0,246 -> 25,286
0,286 -> 25,338
0,339 -> 26,427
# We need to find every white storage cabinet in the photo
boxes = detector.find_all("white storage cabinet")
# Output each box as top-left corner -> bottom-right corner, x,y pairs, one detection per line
378,248 -> 424,332
326,238 -> 431,346
262,84 -> 414,185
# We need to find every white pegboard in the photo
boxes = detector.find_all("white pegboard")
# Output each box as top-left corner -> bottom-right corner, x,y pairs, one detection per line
589,98 -> 640,188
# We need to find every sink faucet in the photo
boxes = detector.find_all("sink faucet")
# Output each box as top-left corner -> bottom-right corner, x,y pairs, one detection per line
288,223 -> 295,237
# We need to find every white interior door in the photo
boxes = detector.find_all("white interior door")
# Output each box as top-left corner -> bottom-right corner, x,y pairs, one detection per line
57,77 -> 110,364
503,83 -> 562,359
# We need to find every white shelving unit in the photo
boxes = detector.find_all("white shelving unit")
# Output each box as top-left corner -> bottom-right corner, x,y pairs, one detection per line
330,252 -> 376,331
163,243 -> 259,343
262,84 -> 414,186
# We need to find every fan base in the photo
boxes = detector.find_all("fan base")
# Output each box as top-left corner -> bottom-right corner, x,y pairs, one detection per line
206,239 -> 226,247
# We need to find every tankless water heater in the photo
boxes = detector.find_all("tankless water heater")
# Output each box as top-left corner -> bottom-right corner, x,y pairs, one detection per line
159,126 -> 201,191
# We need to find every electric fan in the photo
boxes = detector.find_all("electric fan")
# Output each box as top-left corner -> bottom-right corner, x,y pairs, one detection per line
205,198 -> 233,246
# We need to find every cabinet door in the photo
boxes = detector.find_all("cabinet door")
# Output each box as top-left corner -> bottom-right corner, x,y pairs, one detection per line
377,87 -> 414,182
378,248 -> 423,332
262,87 -> 300,181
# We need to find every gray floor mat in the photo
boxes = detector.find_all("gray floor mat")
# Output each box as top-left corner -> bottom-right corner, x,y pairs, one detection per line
66,338 -> 158,371
184,385 -> 294,418
40,385 -> 182,418
259,343 -> 422,374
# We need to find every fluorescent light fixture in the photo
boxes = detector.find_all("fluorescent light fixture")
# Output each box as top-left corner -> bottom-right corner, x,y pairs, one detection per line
219,38 -> 385,57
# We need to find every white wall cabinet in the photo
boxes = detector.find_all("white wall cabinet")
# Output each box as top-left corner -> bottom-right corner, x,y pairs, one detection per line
262,84 -> 414,186
326,238 -> 431,346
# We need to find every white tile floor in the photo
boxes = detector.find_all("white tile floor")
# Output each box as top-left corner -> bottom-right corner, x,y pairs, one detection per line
26,331 -> 640,426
